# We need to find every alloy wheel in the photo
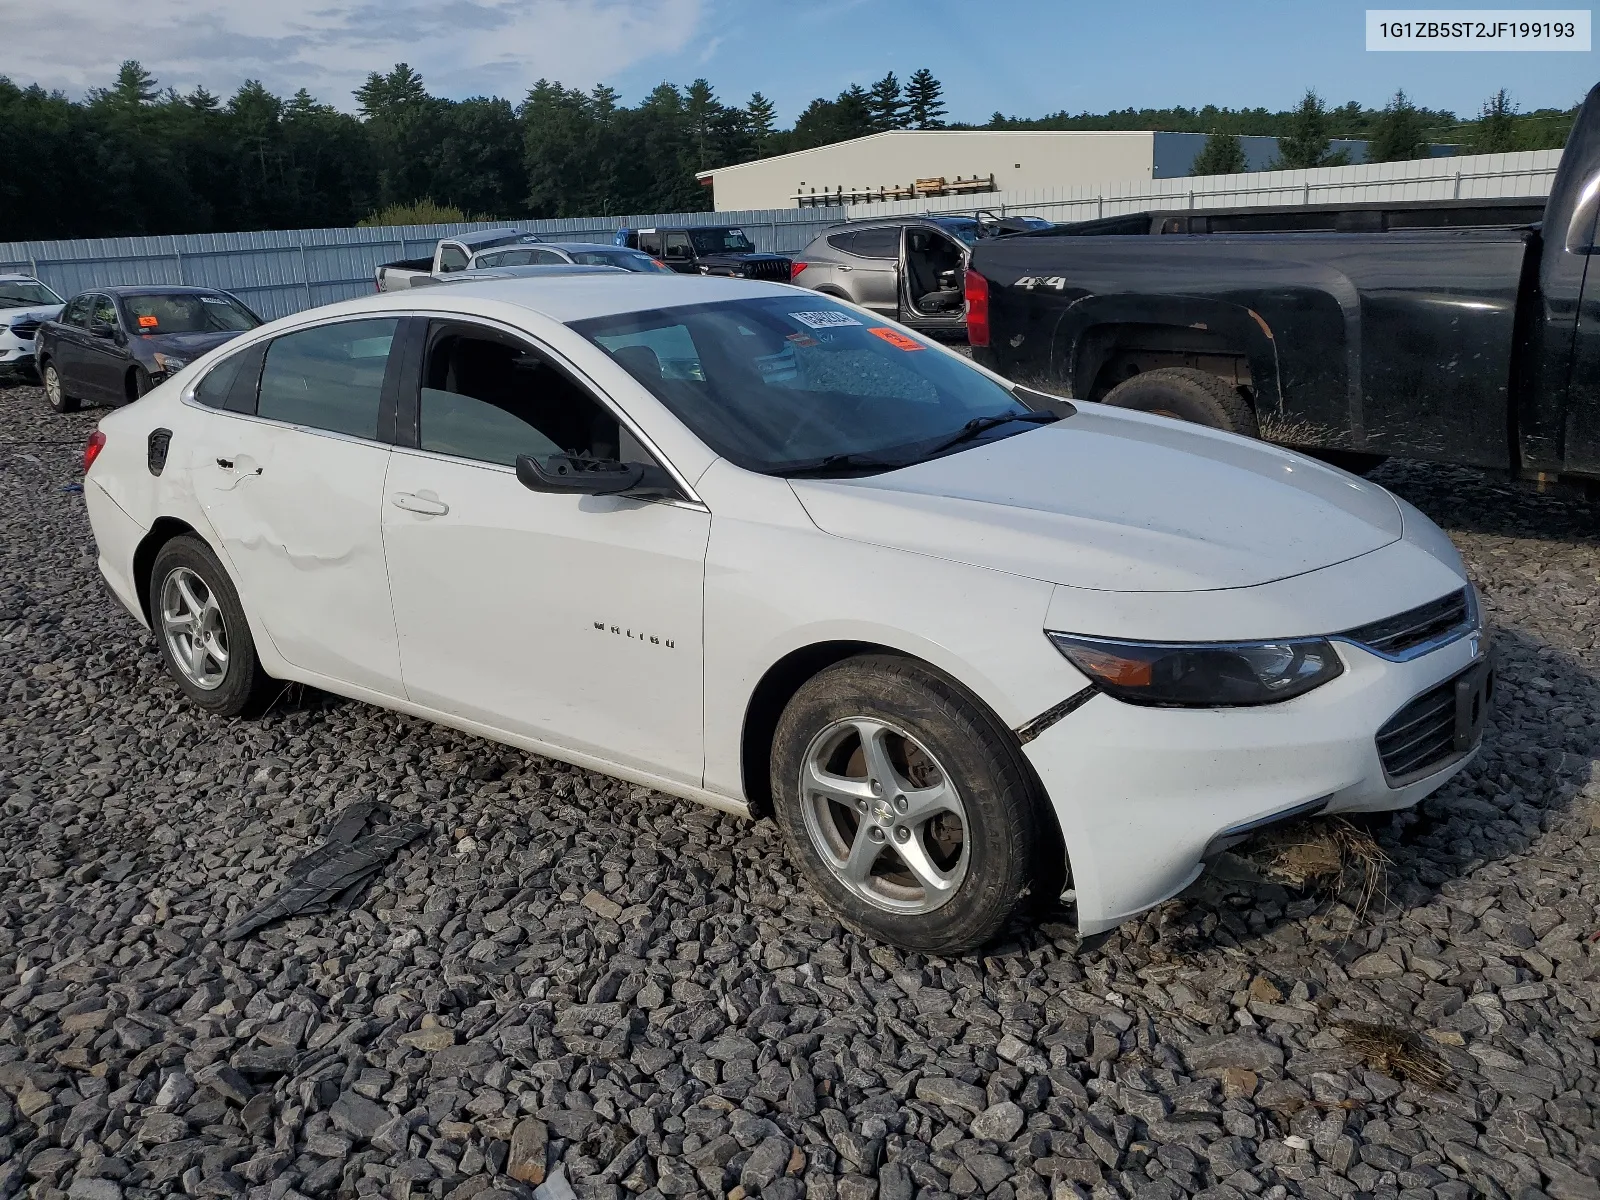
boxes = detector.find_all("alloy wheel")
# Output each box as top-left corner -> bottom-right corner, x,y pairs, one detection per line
44,366 -> 62,409
160,566 -> 230,690
799,717 -> 970,914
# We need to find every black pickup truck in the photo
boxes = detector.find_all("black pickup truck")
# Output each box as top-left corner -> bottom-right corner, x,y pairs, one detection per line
969,81 -> 1600,488
613,225 -> 791,281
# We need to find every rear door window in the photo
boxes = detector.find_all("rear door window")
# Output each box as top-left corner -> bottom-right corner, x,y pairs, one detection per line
257,319 -> 397,439
850,228 -> 901,259
637,232 -> 663,256
61,296 -> 90,327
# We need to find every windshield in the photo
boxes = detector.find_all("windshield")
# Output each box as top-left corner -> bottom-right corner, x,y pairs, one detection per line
570,297 -> 1045,475
566,249 -> 673,273
689,228 -> 756,256
933,219 -> 983,246
123,293 -> 261,335
0,281 -> 63,308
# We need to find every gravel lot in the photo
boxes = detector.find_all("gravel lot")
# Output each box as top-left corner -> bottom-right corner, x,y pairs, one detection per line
1,379 -> 1597,1200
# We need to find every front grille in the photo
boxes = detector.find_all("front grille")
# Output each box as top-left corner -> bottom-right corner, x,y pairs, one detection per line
1340,589 -> 1470,658
747,258 -> 791,281
8,319 -> 40,341
1375,660 -> 1493,783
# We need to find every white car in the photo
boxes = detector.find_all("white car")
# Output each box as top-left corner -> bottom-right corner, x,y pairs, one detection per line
0,275 -> 65,379
80,274 -> 1492,952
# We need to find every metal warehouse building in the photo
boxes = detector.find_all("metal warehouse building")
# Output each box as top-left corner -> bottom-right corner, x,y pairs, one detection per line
696,129 -> 1381,211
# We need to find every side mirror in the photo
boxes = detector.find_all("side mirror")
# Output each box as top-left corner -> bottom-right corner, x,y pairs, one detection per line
516,454 -> 679,499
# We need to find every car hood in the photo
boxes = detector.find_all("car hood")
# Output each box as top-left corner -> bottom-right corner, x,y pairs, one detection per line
702,253 -> 789,264
136,330 -> 247,357
788,406 -> 1404,593
0,304 -> 63,325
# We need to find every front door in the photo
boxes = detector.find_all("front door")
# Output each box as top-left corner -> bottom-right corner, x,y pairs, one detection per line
845,227 -> 904,317
189,317 -> 405,698
80,294 -> 128,400
380,319 -> 709,785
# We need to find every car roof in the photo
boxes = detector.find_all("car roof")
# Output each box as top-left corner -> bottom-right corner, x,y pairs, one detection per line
544,242 -> 645,253
288,272 -> 801,325
0,274 -> 47,283
88,285 -> 234,297
435,264 -> 623,284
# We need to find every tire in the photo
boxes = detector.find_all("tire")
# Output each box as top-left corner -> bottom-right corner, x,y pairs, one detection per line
770,654 -> 1056,953
42,360 -> 79,414
149,535 -> 270,717
1101,366 -> 1257,436
129,367 -> 153,400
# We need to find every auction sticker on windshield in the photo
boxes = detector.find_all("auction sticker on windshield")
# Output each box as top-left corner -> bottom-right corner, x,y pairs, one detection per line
791,311 -> 862,329
868,326 -> 924,351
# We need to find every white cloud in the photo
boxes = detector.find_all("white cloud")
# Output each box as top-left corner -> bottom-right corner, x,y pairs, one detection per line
0,0 -> 706,108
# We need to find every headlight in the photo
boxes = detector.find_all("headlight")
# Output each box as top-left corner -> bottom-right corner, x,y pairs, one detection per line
153,352 -> 189,375
1047,632 -> 1344,707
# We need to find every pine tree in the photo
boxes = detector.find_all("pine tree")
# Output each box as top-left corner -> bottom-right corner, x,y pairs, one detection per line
906,69 -> 947,129
1368,88 -> 1427,161
1272,89 -> 1345,169
747,92 -> 776,152
1472,89 -> 1520,153
867,72 -> 908,131
92,60 -> 158,110
1190,131 -> 1246,176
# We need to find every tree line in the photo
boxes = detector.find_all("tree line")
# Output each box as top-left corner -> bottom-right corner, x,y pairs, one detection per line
0,60 -> 1579,241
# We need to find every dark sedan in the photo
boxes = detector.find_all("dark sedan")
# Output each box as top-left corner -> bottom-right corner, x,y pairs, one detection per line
36,286 -> 262,413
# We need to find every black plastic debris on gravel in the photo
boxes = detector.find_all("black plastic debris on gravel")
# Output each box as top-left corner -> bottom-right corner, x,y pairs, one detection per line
220,800 -> 425,940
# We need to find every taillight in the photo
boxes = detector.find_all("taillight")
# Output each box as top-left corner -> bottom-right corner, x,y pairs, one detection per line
83,430 -> 106,473
790,261 -> 809,280
965,268 -> 990,348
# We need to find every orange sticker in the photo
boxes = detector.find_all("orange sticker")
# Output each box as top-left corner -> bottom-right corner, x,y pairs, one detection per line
137,315 -> 158,328
786,332 -> 818,348
867,326 -> 923,351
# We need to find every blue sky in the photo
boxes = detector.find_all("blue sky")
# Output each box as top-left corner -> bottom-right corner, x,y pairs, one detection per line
3,0 -> 1595,120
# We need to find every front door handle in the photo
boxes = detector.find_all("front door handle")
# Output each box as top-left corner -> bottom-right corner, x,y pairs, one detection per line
390,491 -> 449,516
836,264 -> 852,271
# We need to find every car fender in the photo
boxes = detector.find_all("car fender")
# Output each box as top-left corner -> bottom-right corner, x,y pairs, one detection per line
696,462 -> 1088,805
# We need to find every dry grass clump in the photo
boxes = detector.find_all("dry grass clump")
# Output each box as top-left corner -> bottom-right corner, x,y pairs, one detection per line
1334,1019 -> 1452,1088
1244,816 -> 1391,923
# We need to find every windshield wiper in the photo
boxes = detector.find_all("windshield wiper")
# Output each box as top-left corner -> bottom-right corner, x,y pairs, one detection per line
772,452 -> 914,478
919,410 -> 1060,457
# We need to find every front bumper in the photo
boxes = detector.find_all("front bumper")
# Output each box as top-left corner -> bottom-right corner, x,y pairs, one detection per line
1023,626 -> 1488,935
0,337 -> 36,372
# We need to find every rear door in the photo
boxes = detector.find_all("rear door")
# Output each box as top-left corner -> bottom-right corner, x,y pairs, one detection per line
49,295 -> 92,384
663,231 -> 696,273
187,317 -> 405,698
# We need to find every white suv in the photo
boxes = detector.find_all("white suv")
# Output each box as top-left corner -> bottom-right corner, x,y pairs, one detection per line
0,275 -> 64,380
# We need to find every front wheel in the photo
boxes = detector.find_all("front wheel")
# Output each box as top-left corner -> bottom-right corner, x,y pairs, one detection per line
42,360 -> 79,414
771,654 -> 1057,953
150,536 -> 270,717
129,367 -> 153,400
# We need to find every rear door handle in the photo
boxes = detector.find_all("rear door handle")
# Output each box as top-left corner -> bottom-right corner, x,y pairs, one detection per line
390,491 -> 449,516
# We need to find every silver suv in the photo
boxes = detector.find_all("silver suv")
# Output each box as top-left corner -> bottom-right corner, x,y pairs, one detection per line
790,216 -> 984,336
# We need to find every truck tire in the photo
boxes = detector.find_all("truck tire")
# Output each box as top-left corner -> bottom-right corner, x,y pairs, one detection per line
770,654 -> 1057,954
1101,367 -> 1258,437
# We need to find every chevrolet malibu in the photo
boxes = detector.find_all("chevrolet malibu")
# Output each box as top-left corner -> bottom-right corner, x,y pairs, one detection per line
80,274 -> 1492,952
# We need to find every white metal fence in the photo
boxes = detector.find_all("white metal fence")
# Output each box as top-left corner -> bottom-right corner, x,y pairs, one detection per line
844,148 -> 1564,222
0,208 -> 846,322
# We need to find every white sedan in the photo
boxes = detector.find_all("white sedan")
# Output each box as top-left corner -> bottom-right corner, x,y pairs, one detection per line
80,274 -> 1492,952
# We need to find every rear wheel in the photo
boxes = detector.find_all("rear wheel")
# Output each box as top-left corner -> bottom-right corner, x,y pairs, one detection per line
771,654 -> 1056,953
150,536 -> 270,717
1101,366 -> 1257,436
42,360 -> 79,414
